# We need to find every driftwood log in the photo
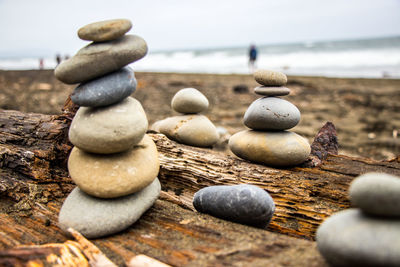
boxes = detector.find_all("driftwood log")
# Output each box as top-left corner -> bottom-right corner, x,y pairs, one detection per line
1,106 -> 400,266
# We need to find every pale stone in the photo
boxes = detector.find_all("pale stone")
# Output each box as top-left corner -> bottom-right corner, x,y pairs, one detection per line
69,97 -> 148,154
349,172 -> 400,217
68,135 -> 159,198
171,88 -> 209,114
78,19 -> 132,42
58,178 -> 160,238
55,35 -> 147,84
317,209 -> 400,267
229,130 -> 310,166
253,70 -> 287,86
159,115 -> 218,147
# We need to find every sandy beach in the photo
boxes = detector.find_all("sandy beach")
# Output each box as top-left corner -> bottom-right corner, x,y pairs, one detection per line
0,69 -> 399,160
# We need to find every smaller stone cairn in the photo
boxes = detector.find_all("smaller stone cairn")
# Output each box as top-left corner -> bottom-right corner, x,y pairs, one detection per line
317,172 -> 400,266
56,19 -> 160,238
229,70 -> 311,166
152,88 -> 219,147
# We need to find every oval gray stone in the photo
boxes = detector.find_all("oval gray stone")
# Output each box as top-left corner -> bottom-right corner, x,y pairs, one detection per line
78,19 -> 132,42
349,172 -> 400,217
171,88 -> 209,114
254,86 -> 291,96
193,184 -> 275,227
253,70 -> 287,86
71,67 -> 136,107
316,209 -> 400,267
69,97 -> 148,154
55,35 -> 147,84
158,114 -> 218,147
58,178 -> 161,239
244,97 -> 300,130
229,130 -> 311,166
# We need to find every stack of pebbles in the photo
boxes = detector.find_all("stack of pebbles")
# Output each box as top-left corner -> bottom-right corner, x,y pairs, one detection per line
317,172 -> 400,266
229,70 -> 310,166
153,88 -> 219,147
55,19 -> 161,238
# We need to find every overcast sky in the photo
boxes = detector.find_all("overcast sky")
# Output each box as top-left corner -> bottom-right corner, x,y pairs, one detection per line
0,0 -> 399,57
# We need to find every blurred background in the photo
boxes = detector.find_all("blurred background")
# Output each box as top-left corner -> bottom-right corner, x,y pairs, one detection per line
1,0 -> 399,77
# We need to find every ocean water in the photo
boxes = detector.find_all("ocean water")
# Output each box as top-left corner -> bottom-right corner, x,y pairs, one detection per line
1,36 -> 399,78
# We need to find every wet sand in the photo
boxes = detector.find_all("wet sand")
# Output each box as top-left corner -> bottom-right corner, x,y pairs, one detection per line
0,69 -> 399,160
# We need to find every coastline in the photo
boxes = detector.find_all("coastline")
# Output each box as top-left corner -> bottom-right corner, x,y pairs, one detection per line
0,69 -> 399,160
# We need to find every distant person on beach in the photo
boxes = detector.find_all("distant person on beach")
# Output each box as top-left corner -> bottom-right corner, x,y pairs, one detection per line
248,44 -> 258,73
56,54 -> 62,65
64,54 -> 70,60
39,58 -> 44,70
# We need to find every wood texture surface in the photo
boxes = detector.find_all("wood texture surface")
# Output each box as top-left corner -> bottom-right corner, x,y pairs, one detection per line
1,108 -> 399,266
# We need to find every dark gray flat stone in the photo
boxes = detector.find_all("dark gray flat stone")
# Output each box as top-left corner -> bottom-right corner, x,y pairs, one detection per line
58,178 -> 160,239
193,184 -> 275,227
71,67 -> 136,107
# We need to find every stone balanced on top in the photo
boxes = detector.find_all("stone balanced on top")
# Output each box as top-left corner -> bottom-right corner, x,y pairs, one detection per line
56,19 -> 161,239
153,88 -> 219,147
317,172 -> 400,266
229,70 -> 311,166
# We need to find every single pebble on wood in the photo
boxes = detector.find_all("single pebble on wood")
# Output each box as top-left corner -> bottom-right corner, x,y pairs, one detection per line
193,184 -> 275,227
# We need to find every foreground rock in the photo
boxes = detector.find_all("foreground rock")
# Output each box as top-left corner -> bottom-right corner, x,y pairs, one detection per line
69,97 -> 148,154
193,184 -> 275,227
229,130 -> 310,166
68,135 -> 159,198
58,178 -> 161,239
78,19 -> 132,42
55,35 -> 147,84
158,115 -> 218,147
317,209 -> 400,267
349,172 -> 400,217
71,67 -> 137,107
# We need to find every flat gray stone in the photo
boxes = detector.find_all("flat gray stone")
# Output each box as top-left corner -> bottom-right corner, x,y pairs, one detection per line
158,114 -> 219,147
244,97 -> 300,130
254,86 -> 291,96
193,184 -> 275,227
78,19 -> 132,42
229,130 -> 310,166
171,88 -> 209,114
55,35 -> 147,84
349,172 -> 400,217
317,209 -> 400,267
71,67 -> 136,107
69,97 -> 148,154
253,70 -> 287,86
58,178 -> 161,239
